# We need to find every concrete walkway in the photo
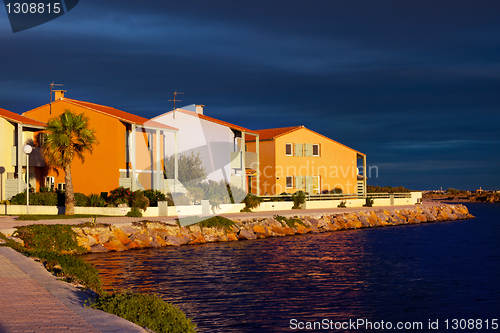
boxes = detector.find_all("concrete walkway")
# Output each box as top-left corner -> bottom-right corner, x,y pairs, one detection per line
0,247 -> 146,333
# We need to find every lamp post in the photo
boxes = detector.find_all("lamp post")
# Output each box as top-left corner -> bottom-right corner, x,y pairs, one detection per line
23,145 -> 32,215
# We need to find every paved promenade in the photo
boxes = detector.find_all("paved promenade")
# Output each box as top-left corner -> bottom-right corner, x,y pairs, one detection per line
0,247 -> 146,333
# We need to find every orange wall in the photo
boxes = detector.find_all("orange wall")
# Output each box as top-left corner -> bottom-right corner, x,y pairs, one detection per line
25,101 -> 128,195
250,128 -> 362,195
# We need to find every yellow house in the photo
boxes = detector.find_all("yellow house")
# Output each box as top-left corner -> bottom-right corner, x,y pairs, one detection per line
246,126 -> 366,196
0,108 -> 46,200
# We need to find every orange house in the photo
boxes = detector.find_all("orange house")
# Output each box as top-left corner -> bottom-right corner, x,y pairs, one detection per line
23,91 -> 178,195
246,126 -> 367,196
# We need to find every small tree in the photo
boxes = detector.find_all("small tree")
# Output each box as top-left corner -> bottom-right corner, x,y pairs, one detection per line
292,191 -> 306,209
164,151 -> 207,184
43,110 -> 98,215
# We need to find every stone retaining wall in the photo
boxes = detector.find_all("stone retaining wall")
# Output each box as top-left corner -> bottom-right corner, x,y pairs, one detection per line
74,204 -> 474,253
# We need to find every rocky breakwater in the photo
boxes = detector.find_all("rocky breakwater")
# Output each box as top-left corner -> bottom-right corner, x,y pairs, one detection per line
74,204 -> 474,253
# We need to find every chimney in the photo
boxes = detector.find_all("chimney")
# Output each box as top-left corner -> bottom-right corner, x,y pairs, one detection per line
195,104 -> 205,115
53,90 -> 66,100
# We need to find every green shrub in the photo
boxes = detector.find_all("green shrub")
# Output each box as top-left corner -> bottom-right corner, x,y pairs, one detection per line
130,190 -> 149,211
10,192 -> 59,206
35,250 -> 102,292
143,189 -> 166,207
88,193 -> 107,207
87,291 -> 197,333
363,196 -> 374,207
74,193 -> 89,207
108,187 -> 132,205
337,200 -> 346,208
126,207 -> 142,217
291,191 -> 306,209
240,193 -> 262,212
10,192 -> 27,205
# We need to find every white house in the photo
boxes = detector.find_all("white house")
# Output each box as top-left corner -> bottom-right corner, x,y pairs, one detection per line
151,105 -> 260,194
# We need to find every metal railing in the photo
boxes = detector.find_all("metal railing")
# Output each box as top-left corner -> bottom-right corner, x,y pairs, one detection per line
259,192 -> 412,202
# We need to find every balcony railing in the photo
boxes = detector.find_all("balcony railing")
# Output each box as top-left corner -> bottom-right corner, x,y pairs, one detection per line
230,151 -> 258,169
259,192 -> 412,202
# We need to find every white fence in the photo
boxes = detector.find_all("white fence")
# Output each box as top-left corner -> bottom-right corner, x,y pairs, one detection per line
2,192 -> 422,217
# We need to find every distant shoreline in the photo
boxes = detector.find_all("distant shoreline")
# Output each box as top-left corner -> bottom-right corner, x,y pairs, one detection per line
423,193 -> 500,204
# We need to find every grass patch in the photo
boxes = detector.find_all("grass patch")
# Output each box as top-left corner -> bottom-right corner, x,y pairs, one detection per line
16,214 -> 111,221
274,215 -> 306,228
13,224 -> 87,254
87,291 -> 197,333
176,215 -> 236,230
196,216 -> 236,230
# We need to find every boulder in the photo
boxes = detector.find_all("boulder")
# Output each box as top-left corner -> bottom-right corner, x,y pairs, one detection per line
90,244 -> 109,253
238,228 -> 257,240
102,238 -> 128,252
112,228 -> 133,245
165,235 -> 191,246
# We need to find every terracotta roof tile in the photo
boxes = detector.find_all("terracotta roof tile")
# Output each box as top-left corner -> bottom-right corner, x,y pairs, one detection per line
253,126 -> 303,140
153,109 -> 258,135
61,99 -> 178,131
254,125 -> 364,155
0,107 -> 46,127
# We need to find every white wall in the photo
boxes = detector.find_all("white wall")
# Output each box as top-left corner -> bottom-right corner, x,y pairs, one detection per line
154,110 -> 238,184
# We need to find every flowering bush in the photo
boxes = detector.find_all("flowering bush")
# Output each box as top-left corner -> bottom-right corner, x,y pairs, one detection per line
108,187 -> 132,205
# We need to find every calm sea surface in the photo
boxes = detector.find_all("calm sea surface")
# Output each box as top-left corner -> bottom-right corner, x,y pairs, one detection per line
83,203 -> 500,332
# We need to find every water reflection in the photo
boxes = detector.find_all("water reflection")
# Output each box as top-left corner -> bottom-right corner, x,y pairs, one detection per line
84,206 -> 500,332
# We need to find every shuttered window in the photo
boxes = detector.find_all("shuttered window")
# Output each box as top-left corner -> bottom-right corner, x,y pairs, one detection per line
295,176 -> 303,189
286,176 -> 294,188
304,144 -> 312,156
295,144 -> 303,156
286,143 -> 293,156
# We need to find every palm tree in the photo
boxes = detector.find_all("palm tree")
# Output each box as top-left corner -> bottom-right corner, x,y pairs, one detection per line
43,110 -> 98,215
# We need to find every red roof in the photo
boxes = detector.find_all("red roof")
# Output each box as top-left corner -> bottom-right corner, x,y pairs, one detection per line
254,126 -> 303,140
152,109 -> 258,135
0,107 -> 46,127
255,125 -> 365,155
54,99 -> 178,131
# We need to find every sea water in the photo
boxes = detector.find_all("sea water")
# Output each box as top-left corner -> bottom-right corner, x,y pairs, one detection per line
83,203 -> 500,332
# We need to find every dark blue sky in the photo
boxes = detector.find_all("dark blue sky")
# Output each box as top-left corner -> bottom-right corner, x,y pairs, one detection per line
1,1 -> 499,190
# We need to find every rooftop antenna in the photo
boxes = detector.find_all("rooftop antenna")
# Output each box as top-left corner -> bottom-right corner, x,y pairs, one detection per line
49,82 -> 63,114
169,90 -> 183,109
169,90 -> 183,119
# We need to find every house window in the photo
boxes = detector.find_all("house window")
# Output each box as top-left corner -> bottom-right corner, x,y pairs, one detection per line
313,144 -> 320,156
285,143 -> 293,156
286,176 -> 294,188
312,176 -> 320,194
57,183 -> 66,192
45,176 -> 55,190
38,133 -> 47,147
